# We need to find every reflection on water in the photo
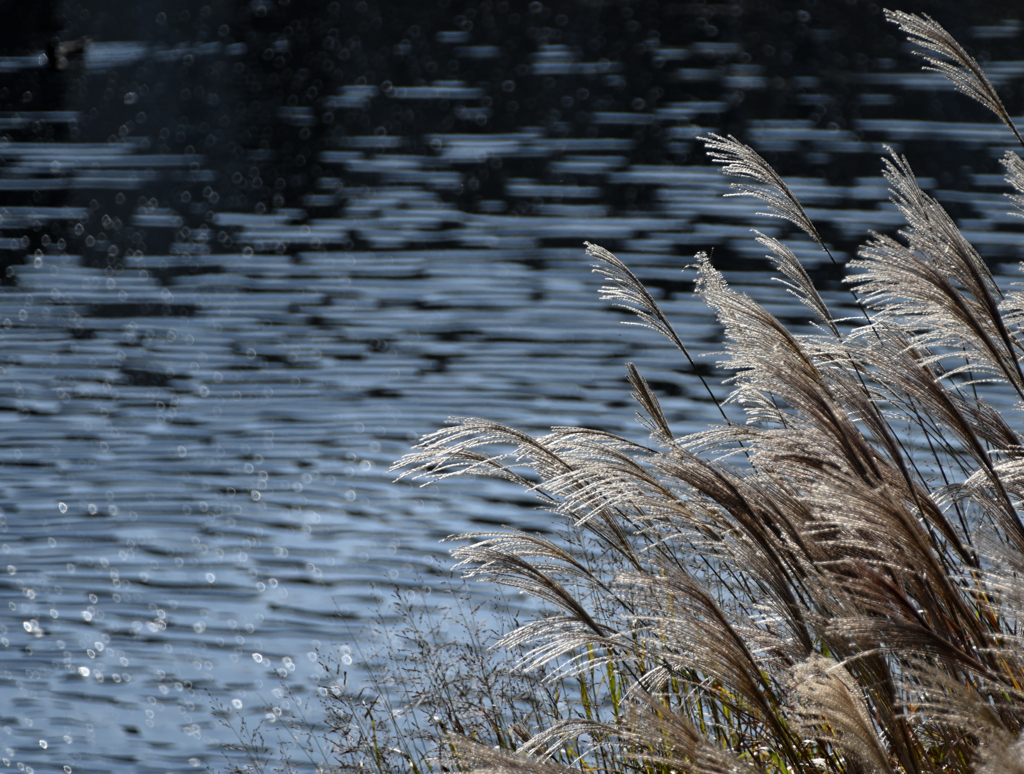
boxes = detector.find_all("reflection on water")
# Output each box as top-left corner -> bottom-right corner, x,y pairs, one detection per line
1,1 -> 1023,771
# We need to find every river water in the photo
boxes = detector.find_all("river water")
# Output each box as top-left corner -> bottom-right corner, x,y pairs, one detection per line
1,1 -> 1023,772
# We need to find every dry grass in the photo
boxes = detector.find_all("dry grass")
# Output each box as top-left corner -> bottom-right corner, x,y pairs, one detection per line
309,10 -> 1024,774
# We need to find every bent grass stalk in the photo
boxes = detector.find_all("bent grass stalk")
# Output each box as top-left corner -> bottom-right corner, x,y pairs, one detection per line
313,10 -> 1024,774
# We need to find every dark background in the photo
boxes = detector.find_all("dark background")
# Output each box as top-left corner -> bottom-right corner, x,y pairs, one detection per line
2,0 -> 1019,274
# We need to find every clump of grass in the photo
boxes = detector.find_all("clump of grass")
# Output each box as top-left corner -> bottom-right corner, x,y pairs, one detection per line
339,10 -> 1024,774
327,578 -> 562,774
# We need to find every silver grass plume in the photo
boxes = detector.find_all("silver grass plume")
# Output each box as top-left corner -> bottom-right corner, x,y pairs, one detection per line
586,241 -> 685,353
851,147 -> 1024,400
786,654 -> 891,772
586,241 -> 729,424
899,656 -> 1018,761
757,231 -> 838,337
886,10 -> 1024,148
607,691 -> 758,774
999,152 -> 1024,347
702,133 -> 824,247
979,739 -> 1024,774
1002,151 -> 1024,211
701,132 -> 886,339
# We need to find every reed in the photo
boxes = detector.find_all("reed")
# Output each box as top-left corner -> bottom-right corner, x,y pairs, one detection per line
334,11 -> 1024,774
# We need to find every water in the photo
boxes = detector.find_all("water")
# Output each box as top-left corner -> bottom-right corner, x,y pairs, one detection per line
1,2 -> 1023,772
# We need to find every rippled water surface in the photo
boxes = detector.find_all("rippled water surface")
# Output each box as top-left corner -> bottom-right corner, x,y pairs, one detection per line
2,1 -> 1024,771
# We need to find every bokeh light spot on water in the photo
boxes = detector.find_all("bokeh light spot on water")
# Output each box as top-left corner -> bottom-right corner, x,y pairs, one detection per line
231,699 -> 243,709
78,667 -> 90,677
340,644 -> 354,666
252,653 -> 263,664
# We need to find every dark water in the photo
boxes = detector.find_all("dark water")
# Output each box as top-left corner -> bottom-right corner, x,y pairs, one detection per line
2,1 -> 1024,771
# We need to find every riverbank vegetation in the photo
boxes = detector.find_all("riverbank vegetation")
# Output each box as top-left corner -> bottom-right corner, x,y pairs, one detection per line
283,10 -> 1024,774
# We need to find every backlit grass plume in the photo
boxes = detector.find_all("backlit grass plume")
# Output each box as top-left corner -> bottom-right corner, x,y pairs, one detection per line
886,9 -> 1024,148
332,10 -> 1024,774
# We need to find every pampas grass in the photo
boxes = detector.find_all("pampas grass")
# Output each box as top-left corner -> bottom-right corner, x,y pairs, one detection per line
331,10 -> 1024,774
